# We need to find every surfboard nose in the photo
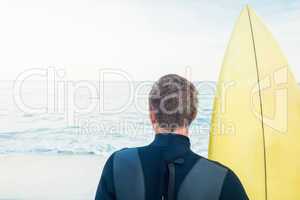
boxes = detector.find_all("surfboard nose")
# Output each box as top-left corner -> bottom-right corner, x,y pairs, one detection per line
238,5 -> 260,26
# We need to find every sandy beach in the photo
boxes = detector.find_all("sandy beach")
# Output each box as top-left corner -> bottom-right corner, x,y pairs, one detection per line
0,155 -> 106,200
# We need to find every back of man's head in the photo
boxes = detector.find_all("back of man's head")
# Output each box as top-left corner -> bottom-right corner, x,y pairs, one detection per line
149,74 -> 198,132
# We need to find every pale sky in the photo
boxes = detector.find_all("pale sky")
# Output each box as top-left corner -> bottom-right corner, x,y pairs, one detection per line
0,0 -> 299,81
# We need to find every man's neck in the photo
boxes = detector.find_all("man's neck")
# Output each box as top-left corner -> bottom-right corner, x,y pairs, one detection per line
154,127 -> 189,137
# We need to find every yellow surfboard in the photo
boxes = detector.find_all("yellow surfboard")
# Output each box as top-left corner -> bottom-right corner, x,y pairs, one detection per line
208,6 -> 300,200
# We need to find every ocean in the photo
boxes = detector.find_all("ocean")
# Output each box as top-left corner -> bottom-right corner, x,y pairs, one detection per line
0,80 -> 216,157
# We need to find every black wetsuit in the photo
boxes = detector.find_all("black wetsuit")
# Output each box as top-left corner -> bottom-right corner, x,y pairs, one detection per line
95,134 -> 249,200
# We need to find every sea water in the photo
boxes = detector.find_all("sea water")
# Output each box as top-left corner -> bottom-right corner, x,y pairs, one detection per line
0,81 -> 216,157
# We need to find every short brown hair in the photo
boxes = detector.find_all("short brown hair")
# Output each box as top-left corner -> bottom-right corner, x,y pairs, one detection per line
149,74 -> 198,131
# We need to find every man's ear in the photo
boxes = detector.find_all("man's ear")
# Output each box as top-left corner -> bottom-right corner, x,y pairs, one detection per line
191,110 -> 197,121
149,105 -> 157,125
150,110 -> 157,125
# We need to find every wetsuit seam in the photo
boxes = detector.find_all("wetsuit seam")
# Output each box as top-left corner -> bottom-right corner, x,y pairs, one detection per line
218,170 -> 229,200
177,157 -> 203,198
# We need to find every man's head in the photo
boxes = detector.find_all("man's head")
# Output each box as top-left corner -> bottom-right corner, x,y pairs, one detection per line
149,74 -> 198,135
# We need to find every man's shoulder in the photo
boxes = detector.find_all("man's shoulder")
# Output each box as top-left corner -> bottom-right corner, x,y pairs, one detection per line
187,156 -> 229,178
104,148 -> 131,165
109,147 -> 141,162
103,148 -> 139,173
185,150 -> 229,170
200,157 -> 231,172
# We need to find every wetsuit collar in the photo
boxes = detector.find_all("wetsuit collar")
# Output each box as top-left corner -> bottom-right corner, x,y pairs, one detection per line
151,133 -> 191,158
152,133 -> 190,147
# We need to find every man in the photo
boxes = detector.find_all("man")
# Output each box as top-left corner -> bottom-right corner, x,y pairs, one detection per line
95,74 -> 248,200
